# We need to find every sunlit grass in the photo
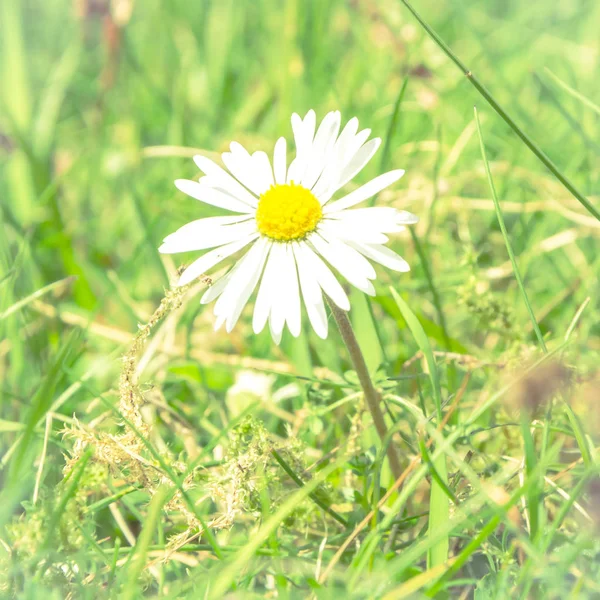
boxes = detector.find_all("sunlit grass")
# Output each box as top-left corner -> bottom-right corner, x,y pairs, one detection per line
1,0 -> 599,597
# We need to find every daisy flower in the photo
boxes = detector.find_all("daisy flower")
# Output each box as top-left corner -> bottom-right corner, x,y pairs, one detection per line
159,110 -> 417,344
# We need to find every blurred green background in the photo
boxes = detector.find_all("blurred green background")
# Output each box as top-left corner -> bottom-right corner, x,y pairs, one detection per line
1,0 -> 599,597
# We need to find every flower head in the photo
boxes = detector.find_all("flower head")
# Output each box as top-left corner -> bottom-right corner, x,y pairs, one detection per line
159,110 -> 417,343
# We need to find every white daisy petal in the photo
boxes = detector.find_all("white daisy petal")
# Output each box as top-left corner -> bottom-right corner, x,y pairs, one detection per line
273,137 -> 287,185
281,245 -> 302,337
326,207 -> 418,230
159,219 -> 257,253
221,145 -> 264,196
293,241 -> 350,311
162,214 -> 252,244
269,317 -> 283,345
317,135 -> 382,205
251,151 -> 275,193
253,243 -> 285,334
287,110 -> 316,183
301,111 -> 341,190
348,241 -> 410,272
174,179 -> 255,213
324,137 -> 381,202
323,169 -> 405,213
193,155 -> 259,207
309,233 -> 377,295
213,238 -> 271,332
343,128 -> 371,163
311,117 -> 359,199
393,210 -> 419,225
293,242 -> 328,339
269,258 -> 289,341
318,220 -> 389,245
200,267 -> 236,304
176,233 -> 259,286
334,117 -> 360,158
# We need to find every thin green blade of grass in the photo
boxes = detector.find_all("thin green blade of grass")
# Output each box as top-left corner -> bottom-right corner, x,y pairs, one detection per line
41,447 -> 93,552
474,106 -> 547,353
533,73 -> 600,155
0,276 -> 76,320
543,68 -> 600,116
32,41 -> 80,160
397,0 -> 600,222
406,230 -> 457,393
128,185 -> 170,287
390,288 -> 449,568
562,297 -> 594,467
521,418 -> 541,540
0,0 -> 31,129
379,77 -> 409,174
418,437 -> 459,505
382,560 -> 457,600
4,330 -> 81,493
120,485 -> 174,600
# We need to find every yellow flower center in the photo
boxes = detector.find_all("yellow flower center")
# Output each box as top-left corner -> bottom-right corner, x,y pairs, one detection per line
256,182 -> 322,241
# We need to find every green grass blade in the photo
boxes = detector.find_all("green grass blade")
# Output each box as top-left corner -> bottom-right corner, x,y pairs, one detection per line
474,106 -> 548,353
32,41 -> 80,159
379,76 -> 409,172
397,0 -> 600,222
41,447 -> 93,551
0,277 -> 75,321
390,289 -> 442,419
390,288 -> 449,568
543,68 -> 600,116
120,485 -> 174,600
0,0 -> 31,129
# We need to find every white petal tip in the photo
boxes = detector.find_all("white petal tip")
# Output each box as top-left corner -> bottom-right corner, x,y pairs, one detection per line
399,211 -> 418,224
158,244 -> 176,254
174,178 -> 188,190
315,327 -> 328,340
193,155 -> 210,172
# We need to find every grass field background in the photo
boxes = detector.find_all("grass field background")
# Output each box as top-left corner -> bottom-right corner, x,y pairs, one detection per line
1,0 -> 599,597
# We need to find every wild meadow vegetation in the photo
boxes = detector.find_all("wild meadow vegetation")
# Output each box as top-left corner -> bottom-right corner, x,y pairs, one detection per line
1,0 -> 599,597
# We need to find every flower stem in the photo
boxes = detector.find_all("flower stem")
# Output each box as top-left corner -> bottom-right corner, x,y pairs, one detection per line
327,299 -> 403,483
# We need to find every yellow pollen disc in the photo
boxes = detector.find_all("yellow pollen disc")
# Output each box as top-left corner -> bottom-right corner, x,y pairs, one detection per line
256,182 -> 322,241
